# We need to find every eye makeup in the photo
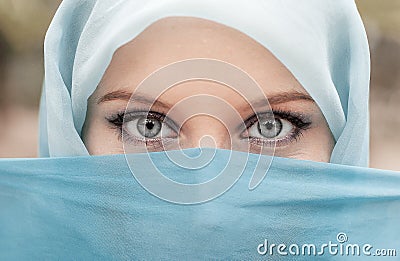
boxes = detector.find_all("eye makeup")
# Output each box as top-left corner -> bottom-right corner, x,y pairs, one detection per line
241,109 -> 312,147
106,110 -> 179,149
105,108 -> 313,150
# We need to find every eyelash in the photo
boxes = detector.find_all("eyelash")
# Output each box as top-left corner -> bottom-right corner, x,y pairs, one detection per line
106,109 -> 312,147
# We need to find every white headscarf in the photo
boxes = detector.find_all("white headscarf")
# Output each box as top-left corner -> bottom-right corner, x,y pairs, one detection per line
39,0 -> 370,166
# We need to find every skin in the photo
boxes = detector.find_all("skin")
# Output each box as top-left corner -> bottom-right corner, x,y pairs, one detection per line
82,17 -> 335,162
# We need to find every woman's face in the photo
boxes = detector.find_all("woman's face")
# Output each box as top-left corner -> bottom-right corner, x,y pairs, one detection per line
82,17 -> 334,161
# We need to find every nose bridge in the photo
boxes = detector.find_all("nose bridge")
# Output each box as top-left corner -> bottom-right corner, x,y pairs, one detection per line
181,115 -> 232,149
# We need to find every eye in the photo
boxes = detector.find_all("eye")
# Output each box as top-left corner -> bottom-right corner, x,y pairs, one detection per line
127,117 -> 162,138
249,117 -> 292,140
242,111 -> 312,146
107,111 -> 178,142
124,114 -> 177,141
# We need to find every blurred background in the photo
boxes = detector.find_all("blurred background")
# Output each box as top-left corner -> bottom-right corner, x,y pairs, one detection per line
0,0 -> 399,170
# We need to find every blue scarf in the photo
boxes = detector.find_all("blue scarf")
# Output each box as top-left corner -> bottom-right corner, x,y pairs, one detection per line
1,150 -> 399,259
39,0 -> 370,166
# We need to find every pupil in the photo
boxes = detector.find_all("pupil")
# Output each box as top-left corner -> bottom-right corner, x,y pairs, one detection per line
265,121 -> 274,130
145,120 -> 154,130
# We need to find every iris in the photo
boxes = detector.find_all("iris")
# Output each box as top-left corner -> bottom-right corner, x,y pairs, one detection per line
258,118 -> 282,138
136,117 -> 162,138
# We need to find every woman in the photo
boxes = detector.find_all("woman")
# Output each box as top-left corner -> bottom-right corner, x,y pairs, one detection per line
39,0 -> 369,167
81,17 -> 335,162
2,1 -> 400,259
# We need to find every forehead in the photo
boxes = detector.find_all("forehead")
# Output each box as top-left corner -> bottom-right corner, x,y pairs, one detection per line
94,16 -> 306,100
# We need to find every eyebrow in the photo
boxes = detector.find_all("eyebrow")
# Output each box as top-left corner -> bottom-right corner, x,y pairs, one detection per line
251,91 -> 315,107
98,90 -> 173,109
97,89 -> 315,107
